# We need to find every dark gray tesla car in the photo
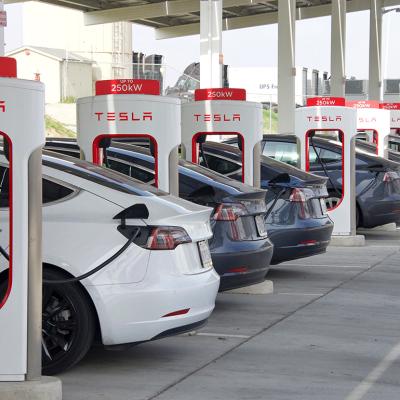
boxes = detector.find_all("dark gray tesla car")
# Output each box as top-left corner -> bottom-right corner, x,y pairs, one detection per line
260,134 -> 400,228
198,141 -> 333,264
355,138 -> 400,164
44,138 -> 274,291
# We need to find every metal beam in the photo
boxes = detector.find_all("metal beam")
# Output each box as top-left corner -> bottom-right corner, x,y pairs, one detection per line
278,0 -> 296,134
200,0 -> 223,88
330,0 -> 346,96
155,0 -> 400,39
84,0 -> 254,26
369,0 -> 383,100
4,0 -> 101,10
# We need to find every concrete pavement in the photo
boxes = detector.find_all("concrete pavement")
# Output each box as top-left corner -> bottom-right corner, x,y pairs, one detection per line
60,230 -> 400,400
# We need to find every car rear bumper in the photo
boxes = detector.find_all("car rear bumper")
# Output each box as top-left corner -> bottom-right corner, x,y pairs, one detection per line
87,268 -> 220,346
211,238 -> 274,291
268,218 -> 333,264
360,195 -> 400,228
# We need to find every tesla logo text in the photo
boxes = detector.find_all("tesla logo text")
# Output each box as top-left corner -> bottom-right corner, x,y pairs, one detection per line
359,117 -> 377,123
94,112 -> 153,121
0,101 -> 5,113
306,116 -> 342,122
194,114 -> 241,122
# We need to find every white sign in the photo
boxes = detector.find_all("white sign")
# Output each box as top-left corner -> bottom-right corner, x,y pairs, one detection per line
0,11 -> 7,27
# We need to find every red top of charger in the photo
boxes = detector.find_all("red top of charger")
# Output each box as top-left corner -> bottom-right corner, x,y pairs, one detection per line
0,57 -> 17,78
96,79 -> 160,95
195,88 -> 246,101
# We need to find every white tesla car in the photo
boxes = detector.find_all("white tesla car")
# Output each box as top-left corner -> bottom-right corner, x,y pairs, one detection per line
0,150 -> 220,375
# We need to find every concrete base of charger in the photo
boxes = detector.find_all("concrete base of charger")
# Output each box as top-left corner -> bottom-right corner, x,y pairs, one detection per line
329,234 -> 365,247
225,280 -> 274,295
0,377 -> 62,400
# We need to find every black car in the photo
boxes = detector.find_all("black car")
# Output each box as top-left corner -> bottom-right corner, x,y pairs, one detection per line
355,138 -> 400,164
259,134 -> 400,228
45,138 -> 274,291
198,141 -> 333,264
388,135 -> 400,154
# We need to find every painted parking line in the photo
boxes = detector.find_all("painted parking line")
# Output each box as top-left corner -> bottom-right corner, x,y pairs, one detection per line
277,292 -> 324,296
280,264 -> 365,268
195,332 -> 251,339
345,340 -> 400,400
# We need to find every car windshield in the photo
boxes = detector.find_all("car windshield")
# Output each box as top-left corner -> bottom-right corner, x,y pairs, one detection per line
42,150 -> 168,197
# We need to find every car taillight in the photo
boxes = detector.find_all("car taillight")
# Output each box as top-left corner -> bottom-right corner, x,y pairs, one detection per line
289,188 -> 311,219
383,171 -> 399,182
213,203 -> 247,221
289,188 -> 307,203
146,226 -> 191,250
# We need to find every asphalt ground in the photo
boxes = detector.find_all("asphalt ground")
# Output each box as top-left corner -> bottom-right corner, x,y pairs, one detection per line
60,229 -> 400,400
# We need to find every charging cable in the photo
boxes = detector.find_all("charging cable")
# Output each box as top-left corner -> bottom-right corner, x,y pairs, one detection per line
309,135 -> 342,198
0,229 -> 139,284
44,228 -> 140,284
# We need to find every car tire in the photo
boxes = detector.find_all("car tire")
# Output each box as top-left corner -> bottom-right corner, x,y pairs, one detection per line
0,267 -> 96,375
41,268 -> 96,375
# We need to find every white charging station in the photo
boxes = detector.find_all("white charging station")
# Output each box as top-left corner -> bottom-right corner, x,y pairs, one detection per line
0,57 -> 45,381
346,100 -> 391,158
181,88 -> 263,187
77,79 -> 181,195
380,103 -> 400,135
296,97 -> 359,239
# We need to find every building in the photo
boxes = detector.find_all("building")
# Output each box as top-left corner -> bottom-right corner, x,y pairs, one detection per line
7,1 -> 132,83
7,46 -> 93,103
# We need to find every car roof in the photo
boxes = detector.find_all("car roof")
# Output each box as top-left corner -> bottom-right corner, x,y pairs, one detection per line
202,141 -> 327,185
107,143 -> 266,196
41,149 -> 168,197
45,138 -> 266,197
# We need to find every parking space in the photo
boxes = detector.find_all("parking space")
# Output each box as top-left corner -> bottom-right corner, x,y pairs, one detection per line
60,229 -> 400,400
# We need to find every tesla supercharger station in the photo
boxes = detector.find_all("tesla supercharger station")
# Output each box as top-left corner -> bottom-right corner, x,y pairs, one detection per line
77,79 -> 180,195
296,97 -> 358,238
346,100 -> 391,158
0,58 -> 45,381
181,88 -> 262,187
380,103 -> 400,135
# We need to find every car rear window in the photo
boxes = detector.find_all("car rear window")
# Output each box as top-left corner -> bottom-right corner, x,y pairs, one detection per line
42,151 -> 167,197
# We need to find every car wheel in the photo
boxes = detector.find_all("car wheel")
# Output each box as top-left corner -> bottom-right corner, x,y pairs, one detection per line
0,268 -> 96,375
42,268 -> 95,375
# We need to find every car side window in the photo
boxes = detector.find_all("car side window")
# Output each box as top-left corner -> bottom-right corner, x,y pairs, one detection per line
107,158 -> 155,184
201,154 -> 241,175
43,179 -> 74,204
0,166 -> 10,207
263,141 -> 299,166
0,166 -> 73,207
309,147 -> 342,166
179,173 -> 203,199
108,158 -> 132,176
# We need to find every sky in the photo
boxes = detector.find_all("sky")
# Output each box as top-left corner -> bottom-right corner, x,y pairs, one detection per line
131,8 -> 400,82
4,3 -> 400,82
